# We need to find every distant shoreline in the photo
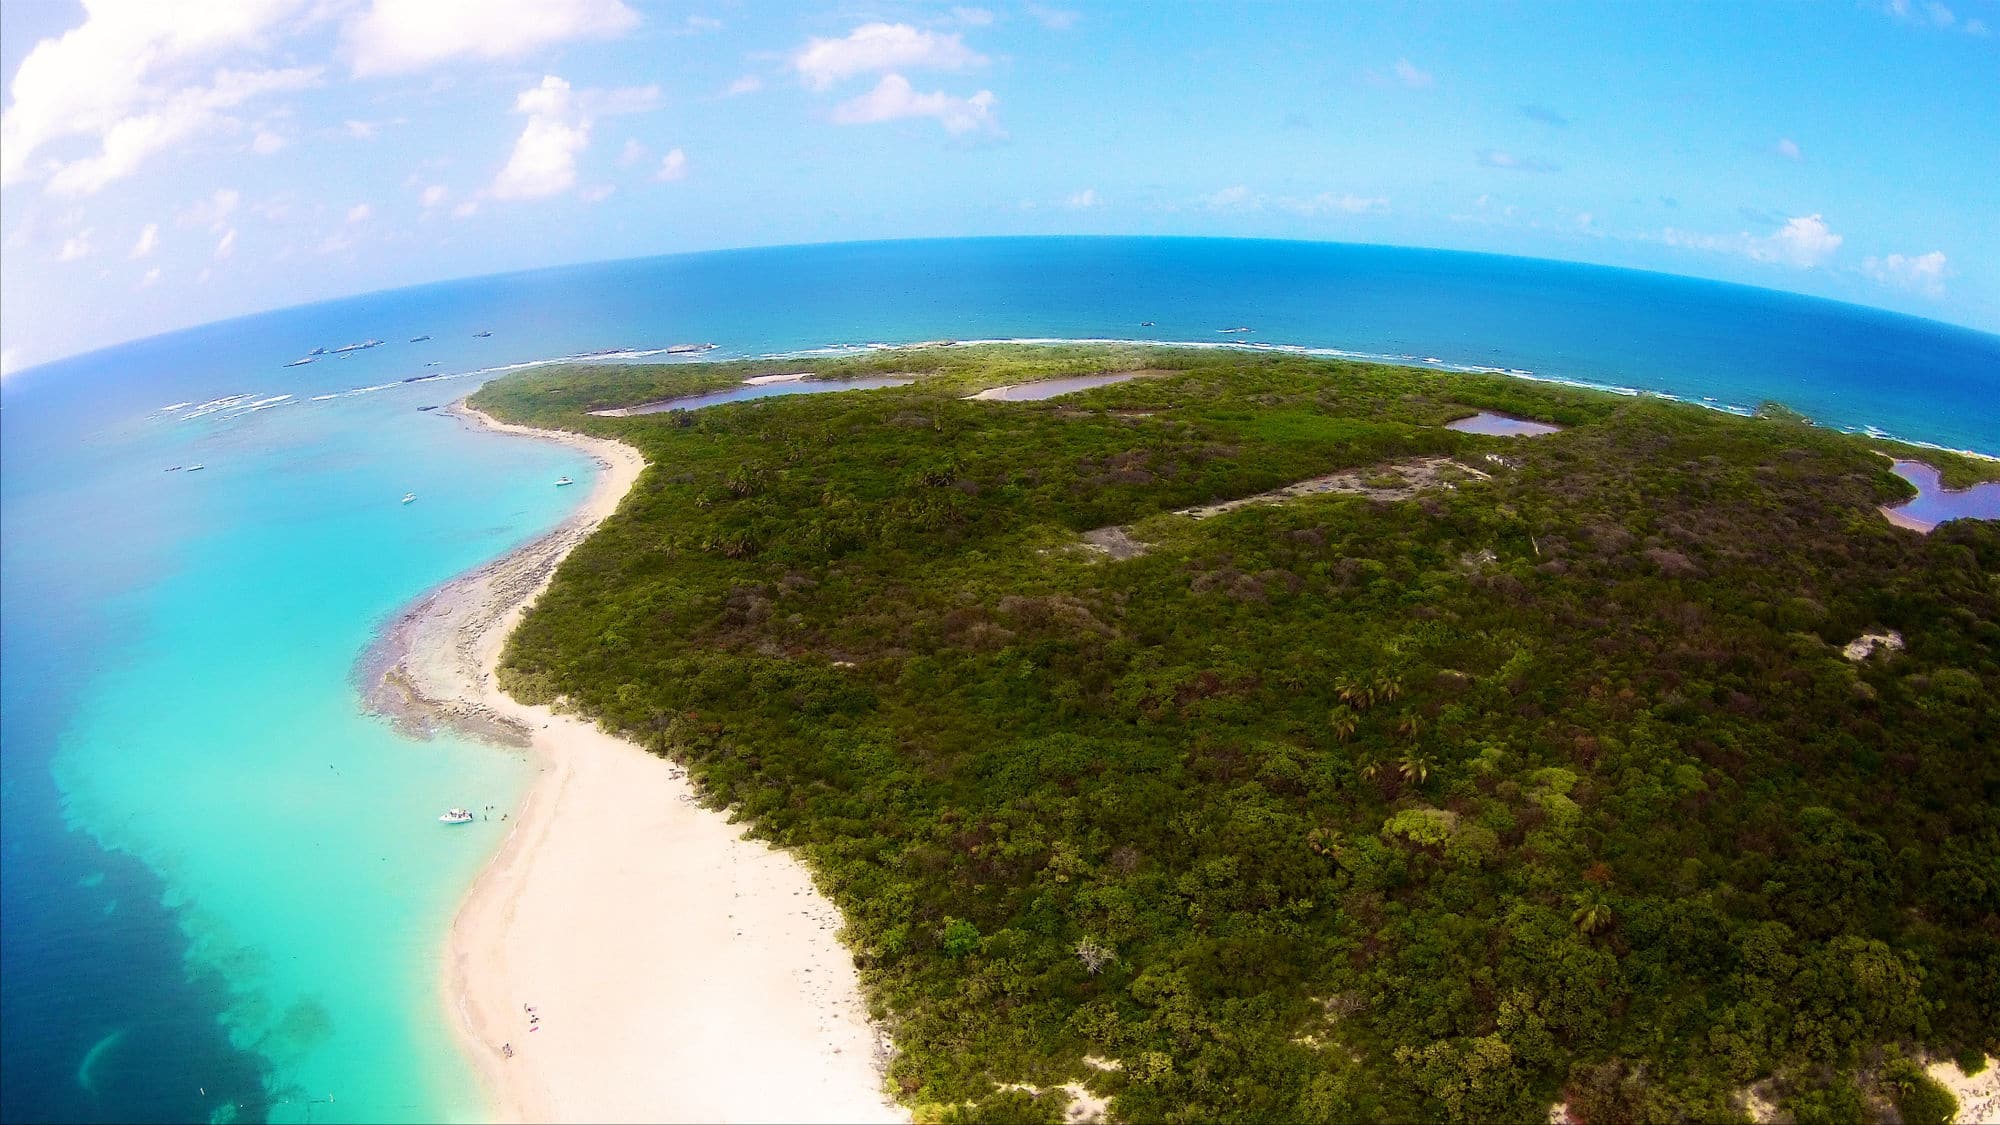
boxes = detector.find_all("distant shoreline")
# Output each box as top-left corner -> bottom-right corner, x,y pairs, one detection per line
419,335 -> 2000,464
360,401 -> 901,1123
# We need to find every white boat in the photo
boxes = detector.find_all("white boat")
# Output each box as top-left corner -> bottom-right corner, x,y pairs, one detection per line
401,492 -> 417,504
554,476 -> 574,487
438,808 -> 474,825
185,463 -> 205,472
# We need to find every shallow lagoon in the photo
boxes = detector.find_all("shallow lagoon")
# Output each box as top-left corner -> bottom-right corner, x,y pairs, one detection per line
1882,460 -> 2000,531
1446,410 -> 1563,437
592,375 -> 915,415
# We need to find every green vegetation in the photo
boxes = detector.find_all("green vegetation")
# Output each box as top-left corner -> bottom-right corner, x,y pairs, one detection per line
1864,437 -> 2000,491
472,346 -> 1998,1122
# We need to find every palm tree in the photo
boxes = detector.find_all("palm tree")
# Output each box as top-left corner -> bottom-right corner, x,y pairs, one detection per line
1398,753 -> 1434,784
1571,893 -> 1615,935
1328,706 -> 1359,742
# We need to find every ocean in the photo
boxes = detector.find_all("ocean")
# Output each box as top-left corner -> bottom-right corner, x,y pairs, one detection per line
2,237 -> 1996,1123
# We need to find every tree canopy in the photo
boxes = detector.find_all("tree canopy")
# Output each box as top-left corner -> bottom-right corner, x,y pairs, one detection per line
472,346 -> 1997,1123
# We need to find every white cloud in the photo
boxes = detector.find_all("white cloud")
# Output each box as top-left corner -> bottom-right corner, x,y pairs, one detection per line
1288,192 -> 1389,216
345,203 -> 373,224
139,266 -> 161,287
316,232 -> 353,255
0,349 -> 18,378
830,74 -> 998,133
344,119 -> 379,140
421,184 -> 449,207
491,76 -> 590,200
618,139 -> 646,167
1863,250 -> 1950,296
793,23 -> 985,90
1776,137 -> 1802,160
1026,4 -> 1079,29
580,184 -> 616,202
1202,185 -> 1258,210
484,77 -> 652,201
58,229 -> 94,261
215,228 -> 237,258
1478,149 -> 1559,172
1064,188 -> 1098,209
41,68 -> 319,197
579,85 -> 661,115
953,7 -> 995,25
722,74 -> 764,97
1768,214 -> 1843,267
655,148 -> 689,181
452,200 -> 480,219
1,1 -> 321,194
344,0 -> 639,77
130,222 -> 159,258
677,15 -> 723,34
179,188 -> 240,230
1878,0 -> 1988,34
1393,58 -> 1434,88
251,129 -> 287,154
1662,213 -> 1843,269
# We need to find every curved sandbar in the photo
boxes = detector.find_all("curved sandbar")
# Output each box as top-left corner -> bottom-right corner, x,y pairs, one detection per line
368,402 -> 902,1123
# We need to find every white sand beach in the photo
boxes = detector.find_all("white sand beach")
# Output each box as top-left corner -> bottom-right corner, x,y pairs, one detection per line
374,403 -> 903,1124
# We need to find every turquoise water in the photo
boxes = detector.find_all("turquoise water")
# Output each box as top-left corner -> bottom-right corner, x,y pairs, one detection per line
3,237 -> 1997,1123
4,374 -> 588,1122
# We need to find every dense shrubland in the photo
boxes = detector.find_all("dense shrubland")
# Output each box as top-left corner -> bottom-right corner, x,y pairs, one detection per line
473,347 -> 1997,1123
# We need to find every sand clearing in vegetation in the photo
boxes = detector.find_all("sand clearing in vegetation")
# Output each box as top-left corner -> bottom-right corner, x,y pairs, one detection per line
1928,1056 -> 2000,1125
370,403 -> 901,1124
1078,455 -> 1490,559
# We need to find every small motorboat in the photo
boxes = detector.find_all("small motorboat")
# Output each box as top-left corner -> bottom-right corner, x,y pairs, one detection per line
554,476 -> 574,487
401,492 -> 417,504
185,463 -> 205,472
438,808 -> 474,825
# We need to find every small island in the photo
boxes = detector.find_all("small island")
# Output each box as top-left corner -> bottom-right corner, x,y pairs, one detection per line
461,345 -> 1998,1124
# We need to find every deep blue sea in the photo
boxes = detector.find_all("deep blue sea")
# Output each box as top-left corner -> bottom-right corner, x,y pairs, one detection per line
3,237 -> 1996,1123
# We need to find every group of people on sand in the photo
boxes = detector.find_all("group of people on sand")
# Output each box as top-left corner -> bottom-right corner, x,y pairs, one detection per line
502,1004 -> 539,1060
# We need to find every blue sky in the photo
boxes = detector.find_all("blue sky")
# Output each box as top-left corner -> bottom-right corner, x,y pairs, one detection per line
3,0 -> 1996,372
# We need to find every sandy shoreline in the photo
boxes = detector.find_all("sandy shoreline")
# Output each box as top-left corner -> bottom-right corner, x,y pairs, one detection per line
365,401 -> 902,1124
